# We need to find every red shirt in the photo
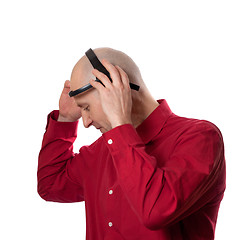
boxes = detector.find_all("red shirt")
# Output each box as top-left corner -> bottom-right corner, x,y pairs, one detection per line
37,99 -> 226,240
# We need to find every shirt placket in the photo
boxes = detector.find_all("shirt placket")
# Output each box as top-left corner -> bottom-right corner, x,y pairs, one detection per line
104,138 -> 125,239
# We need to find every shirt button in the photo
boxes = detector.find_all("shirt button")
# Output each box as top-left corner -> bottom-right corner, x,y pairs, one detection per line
109,190 -> 113,195
108,139 -> 113,144
108,222 -> 113,227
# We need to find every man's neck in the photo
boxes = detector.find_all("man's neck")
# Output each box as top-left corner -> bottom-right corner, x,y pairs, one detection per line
131,96 -> 159,128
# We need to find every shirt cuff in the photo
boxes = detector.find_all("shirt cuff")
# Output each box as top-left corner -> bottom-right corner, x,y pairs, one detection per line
102,124 -> 144,153
45,110 -> 79,139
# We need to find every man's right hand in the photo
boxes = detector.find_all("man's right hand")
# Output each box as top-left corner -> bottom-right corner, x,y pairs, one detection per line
57,80 -> 82,122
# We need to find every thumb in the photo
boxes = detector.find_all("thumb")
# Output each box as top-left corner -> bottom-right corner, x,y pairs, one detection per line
64,80 -> 70,89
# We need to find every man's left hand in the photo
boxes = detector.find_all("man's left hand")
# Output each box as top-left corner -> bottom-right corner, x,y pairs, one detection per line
89,59 -> 133,129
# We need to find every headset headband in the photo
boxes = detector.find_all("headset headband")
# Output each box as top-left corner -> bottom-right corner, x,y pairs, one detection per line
69,48 -> 140,97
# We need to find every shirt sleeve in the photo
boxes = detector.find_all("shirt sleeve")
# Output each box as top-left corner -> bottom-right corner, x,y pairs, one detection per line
37,110 -> 85,203
102,122 -> 225,230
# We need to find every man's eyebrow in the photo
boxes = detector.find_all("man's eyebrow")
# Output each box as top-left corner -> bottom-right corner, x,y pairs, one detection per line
77,102 -> 88,107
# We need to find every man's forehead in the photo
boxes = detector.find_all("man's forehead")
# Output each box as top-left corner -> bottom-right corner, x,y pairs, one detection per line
74,91 -> 93,106
74,96 -> 87,105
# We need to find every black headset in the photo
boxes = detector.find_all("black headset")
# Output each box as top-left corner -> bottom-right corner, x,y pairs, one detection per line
69,48 -> 140,97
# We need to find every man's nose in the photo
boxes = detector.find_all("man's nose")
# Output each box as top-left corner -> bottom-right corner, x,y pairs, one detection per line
82,112 -> 93,128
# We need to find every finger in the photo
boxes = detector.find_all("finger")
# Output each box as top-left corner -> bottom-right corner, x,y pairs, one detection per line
62,80 -> 71,95
101,59 -> 122,87
115,65 -> 130,89
89,78 -> 106,93
64,80 -> 70,88
92,69 -> 112,89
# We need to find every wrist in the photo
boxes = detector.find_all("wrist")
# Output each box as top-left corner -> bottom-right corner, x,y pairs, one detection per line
57,114 -> 77,122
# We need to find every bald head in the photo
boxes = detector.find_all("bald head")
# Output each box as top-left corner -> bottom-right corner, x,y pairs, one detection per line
70,47 -> 148,96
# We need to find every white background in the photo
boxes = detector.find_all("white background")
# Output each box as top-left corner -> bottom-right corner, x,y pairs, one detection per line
0,0 -> 242,239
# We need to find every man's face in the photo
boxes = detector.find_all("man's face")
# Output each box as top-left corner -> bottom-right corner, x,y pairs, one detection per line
74,90 -> 111,133
70,54 -> 113,133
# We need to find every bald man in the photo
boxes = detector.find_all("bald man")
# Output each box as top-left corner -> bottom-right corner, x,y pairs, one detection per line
37,47 -> 226,240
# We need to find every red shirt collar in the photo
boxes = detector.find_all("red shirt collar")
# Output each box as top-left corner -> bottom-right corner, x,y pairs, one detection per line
136,99 -> 173,144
